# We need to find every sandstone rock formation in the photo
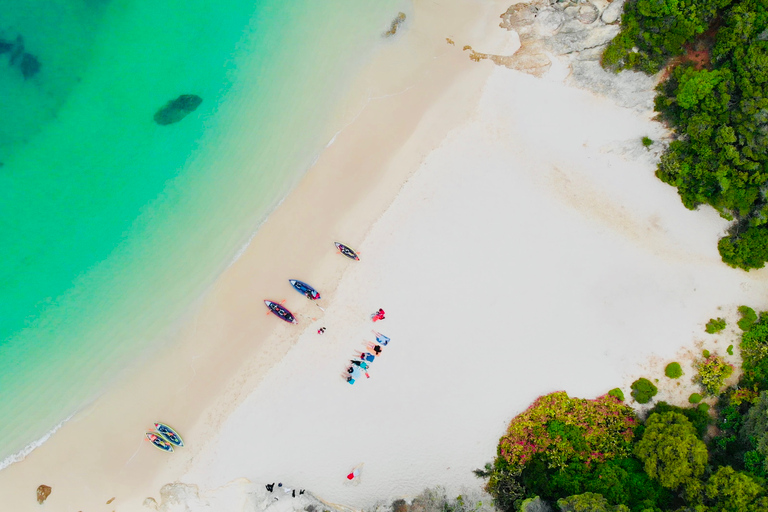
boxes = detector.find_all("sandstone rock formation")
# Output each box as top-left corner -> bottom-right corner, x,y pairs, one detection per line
36,484 -> 52,504
153,94 -> 203,125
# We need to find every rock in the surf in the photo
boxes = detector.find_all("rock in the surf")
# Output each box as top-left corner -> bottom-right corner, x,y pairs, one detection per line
36,484 -> 52,504
0,38 -> 13,54
153,94 -> 203,125
384,12 -> 406,37
20,53 -> 40,79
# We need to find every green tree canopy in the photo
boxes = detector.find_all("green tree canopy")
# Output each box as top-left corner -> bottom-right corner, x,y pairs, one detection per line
557,492 -> 631,512
741,391 -> 768,474
634,412 -> 708,489
497,392 -> 637,470
705,466 -> 765,511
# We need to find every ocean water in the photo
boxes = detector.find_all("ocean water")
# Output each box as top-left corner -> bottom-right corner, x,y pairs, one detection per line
0,0 -> 403,464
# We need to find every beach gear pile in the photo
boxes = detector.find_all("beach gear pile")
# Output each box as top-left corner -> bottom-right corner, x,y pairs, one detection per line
343,331 -> 390,385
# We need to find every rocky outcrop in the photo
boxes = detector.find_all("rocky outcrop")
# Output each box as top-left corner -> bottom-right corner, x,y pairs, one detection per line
153,94 -> 203,125
460,0 -> 657,111
36,484 -> 52,504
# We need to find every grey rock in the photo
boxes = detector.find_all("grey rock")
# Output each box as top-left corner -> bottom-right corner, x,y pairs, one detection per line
577,3 -> 600,24
601,0 -> 624,24
154,94 -> 203,125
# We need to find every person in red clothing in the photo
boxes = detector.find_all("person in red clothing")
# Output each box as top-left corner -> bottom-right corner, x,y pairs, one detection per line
371,308 -> 385,321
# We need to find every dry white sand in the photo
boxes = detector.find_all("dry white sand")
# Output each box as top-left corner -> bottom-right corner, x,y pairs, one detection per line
3,2 -> 768,511
170,67 -> 768,509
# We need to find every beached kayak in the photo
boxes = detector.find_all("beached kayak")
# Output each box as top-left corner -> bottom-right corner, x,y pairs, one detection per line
289,279 -> 321,300
334,242 -> 359,261
264,300 -> 297,324
146,432 -> 174,453
155,422 -> 184,447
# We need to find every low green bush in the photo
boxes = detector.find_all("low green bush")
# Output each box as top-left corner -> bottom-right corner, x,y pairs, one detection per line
642,136 -> 653,148
696,354 -> 734,395
727,344 -> 734,356
739,306 -> 757,331
697,403 -> 710,413
631,378 -> 658,404
706,318 -> 727,333
689,393 -> 702,404
608,388 -> 625,401
703,349 -> 711,358
665,362 -> 683,379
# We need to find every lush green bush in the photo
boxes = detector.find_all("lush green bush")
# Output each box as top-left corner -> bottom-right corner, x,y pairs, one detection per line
642,136 -> 653,148
705,466 -> 767,511
665,362 -> 683,379
741,391 -> 768,476
608,388 -> 625,401
703,349 -> 711,358
497,392 -> 637,470
689,393 -> 703,404
696,353 -> 734,395
635,412 -> 708,490
631,378 -> 658,404
697,403 -> 710,413
727,344 -> 734,356
740,311 -> 768,390
648,401 -> 711,439
706,318 -> 727,333
557,492 -> 630,512
739,306 -> 758,331
601,0 -> 720,73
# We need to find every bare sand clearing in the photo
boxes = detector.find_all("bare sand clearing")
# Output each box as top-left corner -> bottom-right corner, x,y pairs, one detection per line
3,1 -> 768,510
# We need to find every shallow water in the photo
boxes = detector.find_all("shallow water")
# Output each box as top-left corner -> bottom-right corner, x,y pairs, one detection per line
0,0 -> 402,464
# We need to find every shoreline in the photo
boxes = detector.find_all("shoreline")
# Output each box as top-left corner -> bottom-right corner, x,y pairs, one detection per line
0,1 -> 508,509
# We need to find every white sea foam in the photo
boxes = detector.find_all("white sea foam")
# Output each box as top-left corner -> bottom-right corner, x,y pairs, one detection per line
0,413 -> 73,471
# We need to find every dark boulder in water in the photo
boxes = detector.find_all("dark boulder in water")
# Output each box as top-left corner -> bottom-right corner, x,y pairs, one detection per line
153,94 -> 203,125
20,53 -> 40,79
0,39 -> 13,54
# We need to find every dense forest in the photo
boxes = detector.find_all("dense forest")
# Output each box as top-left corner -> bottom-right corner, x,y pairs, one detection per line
603,0 -> 768,269
476,306 -> 768,511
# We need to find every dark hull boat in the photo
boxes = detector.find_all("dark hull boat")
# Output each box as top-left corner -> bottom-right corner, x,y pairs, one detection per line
155,422 -> 184,447
289,279 -> 321,300
264,300 -> 297,324
334,242 -> 359,261
146,432 -> 174,453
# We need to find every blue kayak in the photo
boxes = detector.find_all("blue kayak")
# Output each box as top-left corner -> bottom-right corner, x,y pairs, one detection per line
264,300 -> 297,324
289,279 -> 320,300
155,422 -> 184,447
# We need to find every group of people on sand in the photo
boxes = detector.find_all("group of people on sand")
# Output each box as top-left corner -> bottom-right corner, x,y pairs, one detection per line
342,320 -> 391,385
265,482 -> 305,499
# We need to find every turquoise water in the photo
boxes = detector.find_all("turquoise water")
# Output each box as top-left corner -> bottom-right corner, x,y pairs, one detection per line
0,0 -> 403,464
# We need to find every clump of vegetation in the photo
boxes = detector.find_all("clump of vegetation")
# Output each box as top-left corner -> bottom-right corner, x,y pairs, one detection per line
696,353 -> 734,395
641,136 -> 653,148
665,362 -> 683,379
706,317 -> 727,333
631,378 -> 658,404
497,392 -> 637,470
698,403 -> 711,413
608,388 -> 625,401
740,311 -> 768,390
727,344 -> 734,355
689,393 -> 702,404
703,349 -> 711,358
739,306 -> 758,331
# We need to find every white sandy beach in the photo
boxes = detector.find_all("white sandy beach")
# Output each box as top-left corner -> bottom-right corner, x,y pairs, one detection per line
3,1 -> 768,511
